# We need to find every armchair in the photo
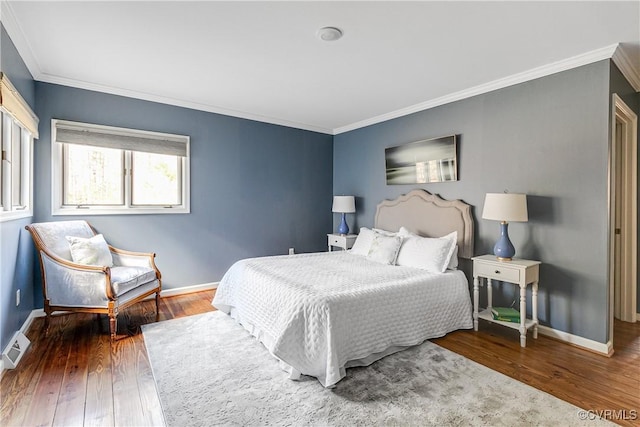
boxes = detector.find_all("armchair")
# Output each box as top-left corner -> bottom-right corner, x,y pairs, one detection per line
26,220 -> 162,341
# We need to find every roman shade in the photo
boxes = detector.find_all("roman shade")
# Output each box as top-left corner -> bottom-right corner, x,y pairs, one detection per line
53,119 -> 188,157
0,73 -> 39,138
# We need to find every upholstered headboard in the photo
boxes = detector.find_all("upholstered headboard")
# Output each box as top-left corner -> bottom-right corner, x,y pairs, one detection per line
374,190 -> 474,259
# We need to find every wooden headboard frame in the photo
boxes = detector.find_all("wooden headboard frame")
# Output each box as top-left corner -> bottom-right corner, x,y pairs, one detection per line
374,190 -> 474,259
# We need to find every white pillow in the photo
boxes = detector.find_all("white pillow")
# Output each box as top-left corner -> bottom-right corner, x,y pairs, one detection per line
367,233 -> 403,265
66,234 -> 114,267
372,228 -> 398,237
350,227 -> 399,256
350,227 -> 375,256
398,227 -> 458,270
396,231 -> 458,273
448,245 -> 459,270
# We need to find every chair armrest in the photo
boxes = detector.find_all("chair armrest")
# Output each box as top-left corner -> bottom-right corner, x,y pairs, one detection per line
40,250 -> 114,306
109,246 -> 162,279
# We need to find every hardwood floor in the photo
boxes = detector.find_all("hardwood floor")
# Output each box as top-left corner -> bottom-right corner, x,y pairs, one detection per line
433,319 -> 640,426
1,290 -> 638,426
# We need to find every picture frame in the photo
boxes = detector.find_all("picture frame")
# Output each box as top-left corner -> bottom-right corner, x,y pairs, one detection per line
385,135 -> 457,185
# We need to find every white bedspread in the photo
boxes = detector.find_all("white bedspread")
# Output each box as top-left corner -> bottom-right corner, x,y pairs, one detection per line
212,251 -> 473,387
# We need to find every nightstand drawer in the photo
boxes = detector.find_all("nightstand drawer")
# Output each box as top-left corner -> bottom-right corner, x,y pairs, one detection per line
327,234 -> 357,251
328,235 -> 344,246
475,262 -> 520,282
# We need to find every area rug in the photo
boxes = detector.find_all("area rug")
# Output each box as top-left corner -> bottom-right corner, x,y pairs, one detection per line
142,311 -> 610,426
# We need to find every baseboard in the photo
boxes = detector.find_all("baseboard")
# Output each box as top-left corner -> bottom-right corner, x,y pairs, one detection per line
160,282 -> 218,298
537,324 -> 611,356
0,282 -> 217,378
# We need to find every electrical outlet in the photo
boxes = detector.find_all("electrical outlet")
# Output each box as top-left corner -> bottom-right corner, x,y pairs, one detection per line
16,289 -> 20,307
288,248 -> 295,255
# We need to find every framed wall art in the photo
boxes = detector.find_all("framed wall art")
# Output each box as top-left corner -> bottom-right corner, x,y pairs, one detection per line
385,135 -> 457,185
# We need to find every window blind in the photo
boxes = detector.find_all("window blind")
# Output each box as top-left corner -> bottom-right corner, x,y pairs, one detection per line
54,120 -> 188,157
0,73 -> 39,138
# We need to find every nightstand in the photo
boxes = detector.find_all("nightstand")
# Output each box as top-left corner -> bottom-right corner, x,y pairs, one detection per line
327,233 -> 357,251
472,255 -> 541,347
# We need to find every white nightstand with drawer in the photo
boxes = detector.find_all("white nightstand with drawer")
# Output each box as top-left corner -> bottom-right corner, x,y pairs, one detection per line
472,255 -> 541,347
327,233 -> 357,251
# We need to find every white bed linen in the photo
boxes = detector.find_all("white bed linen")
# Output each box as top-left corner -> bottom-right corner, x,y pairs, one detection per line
212,251 -> 473,387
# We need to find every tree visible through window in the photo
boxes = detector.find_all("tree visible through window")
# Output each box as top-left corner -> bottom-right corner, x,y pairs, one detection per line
64,144 -> 124,205
132,152 -> 180,206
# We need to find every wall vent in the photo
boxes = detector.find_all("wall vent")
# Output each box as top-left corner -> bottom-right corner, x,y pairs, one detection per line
2,331 -> 30,369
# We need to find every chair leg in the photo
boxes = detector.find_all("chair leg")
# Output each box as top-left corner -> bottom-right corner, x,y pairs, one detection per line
108,301 -> 117,341
109,315 -> 117,341
44,313 -> 51,336
43,300 -> 51,336
155,292 -> 161,322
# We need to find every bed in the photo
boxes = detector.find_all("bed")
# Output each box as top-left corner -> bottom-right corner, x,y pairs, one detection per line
212,190 -> 474,387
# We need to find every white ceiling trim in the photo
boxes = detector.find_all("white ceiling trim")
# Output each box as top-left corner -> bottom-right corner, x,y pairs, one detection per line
37,73 -> 335,135
612,45 -> 640,92
334,44 -> 620,135
30,44 -> 622,136
1,1 -> 42,77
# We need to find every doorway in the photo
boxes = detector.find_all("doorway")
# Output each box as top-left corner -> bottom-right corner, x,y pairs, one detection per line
609,94 -> 638,349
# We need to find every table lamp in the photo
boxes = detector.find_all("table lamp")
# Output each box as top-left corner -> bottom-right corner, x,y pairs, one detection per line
482,193 -> 528,261
332,196 -> 355,235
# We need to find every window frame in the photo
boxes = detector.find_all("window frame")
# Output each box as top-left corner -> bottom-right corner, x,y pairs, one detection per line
51,119 -> 190,215
0,110 -> 34,222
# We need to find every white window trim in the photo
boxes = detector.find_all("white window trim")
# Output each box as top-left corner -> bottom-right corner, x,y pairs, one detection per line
0,110 -> 34,223
51,119 -> 190,216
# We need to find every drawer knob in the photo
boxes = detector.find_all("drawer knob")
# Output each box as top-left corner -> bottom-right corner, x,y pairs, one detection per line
495,270 -> 500,274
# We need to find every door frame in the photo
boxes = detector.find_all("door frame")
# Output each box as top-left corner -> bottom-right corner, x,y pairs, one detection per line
608,94 -> 638,347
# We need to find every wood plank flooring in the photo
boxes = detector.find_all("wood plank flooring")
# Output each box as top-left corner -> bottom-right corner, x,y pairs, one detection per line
1,290 -> 638,426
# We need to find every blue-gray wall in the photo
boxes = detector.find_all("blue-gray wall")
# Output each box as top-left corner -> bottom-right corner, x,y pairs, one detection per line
0,24 -> 36,351
334,61 -> 614,344
33,82 -> 333,307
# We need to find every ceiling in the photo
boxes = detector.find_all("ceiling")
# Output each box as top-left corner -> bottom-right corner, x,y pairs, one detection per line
2,1 -> 639,135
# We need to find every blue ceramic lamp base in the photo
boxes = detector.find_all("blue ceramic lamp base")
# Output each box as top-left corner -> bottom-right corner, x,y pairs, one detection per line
338,213 -> 349,235
493,221 -> 516,261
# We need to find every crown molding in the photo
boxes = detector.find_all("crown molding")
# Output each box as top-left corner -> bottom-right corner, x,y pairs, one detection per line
612,44 -> 640,92
37,73 -> 333,134
0,2 -> 42,79
334,44 -> 620,134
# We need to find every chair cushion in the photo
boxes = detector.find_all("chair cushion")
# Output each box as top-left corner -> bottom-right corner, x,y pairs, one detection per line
111,266 -> 157,296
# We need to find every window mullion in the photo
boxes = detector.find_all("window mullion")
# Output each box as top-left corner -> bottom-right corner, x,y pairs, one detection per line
11,122 -> 23,209
2,114 -> 12,211
125,150 -> 132,208
0,112 -> 3,210
20,132 -> 32,211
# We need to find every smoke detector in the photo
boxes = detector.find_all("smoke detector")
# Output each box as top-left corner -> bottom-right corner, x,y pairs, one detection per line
317,27 -> 343,42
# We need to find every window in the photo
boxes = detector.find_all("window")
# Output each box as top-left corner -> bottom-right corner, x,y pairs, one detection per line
52,119 -> 190,215
0,73 -> 37,222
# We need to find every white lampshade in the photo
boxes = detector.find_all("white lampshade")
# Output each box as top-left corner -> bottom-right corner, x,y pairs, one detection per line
482,193 -> 528,222
332,196 -> 355,213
